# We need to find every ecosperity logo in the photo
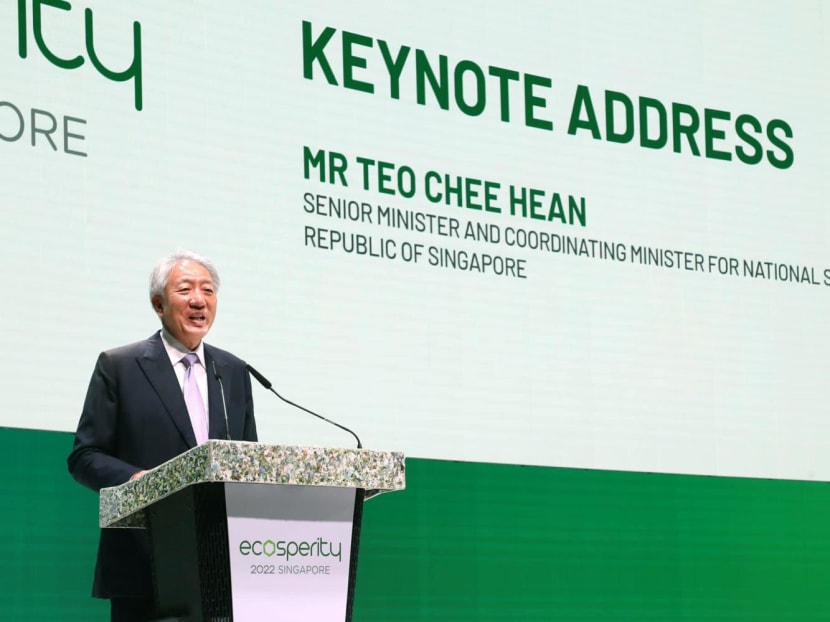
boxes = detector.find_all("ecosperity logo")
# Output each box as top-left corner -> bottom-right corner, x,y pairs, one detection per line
16,0 -> 143,111
239,537 -> 343,562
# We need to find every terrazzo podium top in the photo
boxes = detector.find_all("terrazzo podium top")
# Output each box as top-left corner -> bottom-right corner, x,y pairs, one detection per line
99,440 -> 406,528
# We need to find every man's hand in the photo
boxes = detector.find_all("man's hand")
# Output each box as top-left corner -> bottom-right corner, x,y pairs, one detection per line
129,470 -> 148,481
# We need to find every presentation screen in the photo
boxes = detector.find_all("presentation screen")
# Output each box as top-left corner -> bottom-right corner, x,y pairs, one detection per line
1,1 -> 828,481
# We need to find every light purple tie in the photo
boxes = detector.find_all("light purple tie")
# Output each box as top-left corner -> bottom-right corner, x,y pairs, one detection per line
181,353 -> 208,445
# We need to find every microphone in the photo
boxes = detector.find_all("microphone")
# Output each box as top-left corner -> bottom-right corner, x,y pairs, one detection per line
246,363 -> 363,449
211,360 -> 232,441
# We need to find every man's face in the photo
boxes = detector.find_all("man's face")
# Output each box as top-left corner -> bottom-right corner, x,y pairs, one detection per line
152,260 -> 217,350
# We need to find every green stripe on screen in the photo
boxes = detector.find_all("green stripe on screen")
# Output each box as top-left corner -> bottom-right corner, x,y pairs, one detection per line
355,458 -> 830,621
3,427 -> 829,621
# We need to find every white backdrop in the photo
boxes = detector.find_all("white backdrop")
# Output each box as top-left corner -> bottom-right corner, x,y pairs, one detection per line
1,1 -> 828,480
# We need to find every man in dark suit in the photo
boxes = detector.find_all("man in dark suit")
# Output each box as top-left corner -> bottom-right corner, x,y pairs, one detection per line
68,250 -> 258,622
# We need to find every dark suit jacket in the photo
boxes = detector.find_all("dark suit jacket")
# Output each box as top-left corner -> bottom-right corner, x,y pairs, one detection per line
67,331 -> 257,599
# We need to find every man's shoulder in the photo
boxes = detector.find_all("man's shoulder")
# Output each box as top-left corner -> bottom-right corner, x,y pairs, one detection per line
204,342 -> 246,368
100,333 -> 161,360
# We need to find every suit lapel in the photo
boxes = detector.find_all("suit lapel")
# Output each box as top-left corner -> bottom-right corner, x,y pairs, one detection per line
137,332 -> 197,448
205,345 -> 230,440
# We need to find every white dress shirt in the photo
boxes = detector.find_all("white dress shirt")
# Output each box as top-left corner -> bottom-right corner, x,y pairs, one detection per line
160,327 -> 210,419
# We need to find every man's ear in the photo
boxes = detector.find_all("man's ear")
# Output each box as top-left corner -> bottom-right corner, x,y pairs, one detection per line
151,295 -> 165,316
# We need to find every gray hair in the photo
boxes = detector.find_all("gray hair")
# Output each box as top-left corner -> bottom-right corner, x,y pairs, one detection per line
149,250 -> 221,299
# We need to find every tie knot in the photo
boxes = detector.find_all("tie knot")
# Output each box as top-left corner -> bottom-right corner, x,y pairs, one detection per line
181,353 -> 199,369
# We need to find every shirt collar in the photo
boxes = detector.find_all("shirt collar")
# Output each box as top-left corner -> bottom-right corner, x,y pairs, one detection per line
160,327 -> 206,367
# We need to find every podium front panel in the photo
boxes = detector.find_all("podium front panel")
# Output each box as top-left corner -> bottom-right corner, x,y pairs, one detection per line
225,483 -> 358,621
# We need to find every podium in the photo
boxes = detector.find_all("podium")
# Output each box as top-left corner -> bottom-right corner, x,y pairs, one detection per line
99,440 -> 406,621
